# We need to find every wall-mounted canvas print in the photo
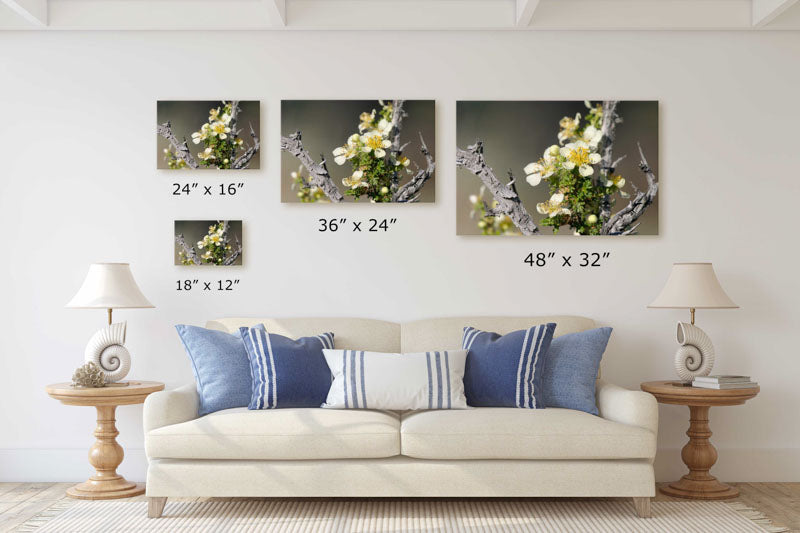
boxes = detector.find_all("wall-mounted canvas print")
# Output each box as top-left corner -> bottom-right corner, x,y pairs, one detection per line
157,101 -> 260,170
457,101 -> 658,236
174,220 -> 243,266
281,100 -> 435,203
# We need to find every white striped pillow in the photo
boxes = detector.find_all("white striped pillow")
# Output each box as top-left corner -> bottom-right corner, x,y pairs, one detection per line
321,349 -> 469,410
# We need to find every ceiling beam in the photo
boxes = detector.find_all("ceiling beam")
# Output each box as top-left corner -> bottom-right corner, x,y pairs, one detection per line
1,0 -> 47,26
285,1 -> 512,29
515,0 -> 541,27
32,1 -> 277,30
1,0 -> 792,31
752,0 -> 799,26
528,0 -> 751,30
264,0 -> 286,26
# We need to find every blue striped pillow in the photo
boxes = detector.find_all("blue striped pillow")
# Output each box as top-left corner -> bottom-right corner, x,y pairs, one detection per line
462,323 -> 556,408
239,324 -> 334,409
321,349 -> 469,410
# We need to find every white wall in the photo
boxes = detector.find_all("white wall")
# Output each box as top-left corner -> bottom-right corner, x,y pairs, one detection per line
0,30 -> 798,483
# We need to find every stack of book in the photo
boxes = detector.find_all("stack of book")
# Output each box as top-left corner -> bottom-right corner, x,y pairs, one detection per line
692,375 -> 758,389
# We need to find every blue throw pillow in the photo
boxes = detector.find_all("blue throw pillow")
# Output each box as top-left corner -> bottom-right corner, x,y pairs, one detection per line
461,324 -> 556,408
175,325 -> 252,417
240,324 -> 334,409
542,327 -> 613,415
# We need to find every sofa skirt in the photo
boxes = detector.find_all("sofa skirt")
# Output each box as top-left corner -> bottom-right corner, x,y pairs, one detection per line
146,457 -> 655,498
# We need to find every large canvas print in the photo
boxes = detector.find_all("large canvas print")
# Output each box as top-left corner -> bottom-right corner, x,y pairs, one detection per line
457,101 -> 658,236
174,220 -> 243,266
157,101 -> 260,170
281,100 -> 435,203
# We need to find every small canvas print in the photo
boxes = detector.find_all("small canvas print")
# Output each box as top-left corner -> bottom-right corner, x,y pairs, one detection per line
281,100 -> 435,203
174,220 -> 243,266
457,101 -> 658,236
157,101 -> 260,170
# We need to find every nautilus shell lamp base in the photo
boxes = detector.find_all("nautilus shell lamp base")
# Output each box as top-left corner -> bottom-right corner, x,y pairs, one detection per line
674,320 -> 715,384
85,321 -> 132,384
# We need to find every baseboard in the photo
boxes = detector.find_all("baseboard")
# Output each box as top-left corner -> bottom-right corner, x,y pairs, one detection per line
0,448 -> 148,482
654,448 -> 800,482
2,448 -> 798,483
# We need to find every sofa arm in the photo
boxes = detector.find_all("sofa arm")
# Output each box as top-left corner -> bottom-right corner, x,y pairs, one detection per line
596,379 -> 658,435
143,384 -> 199,433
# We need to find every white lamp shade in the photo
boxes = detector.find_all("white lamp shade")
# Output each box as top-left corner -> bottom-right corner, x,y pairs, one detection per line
66,263 -> 154,309
648,262 -> 738,309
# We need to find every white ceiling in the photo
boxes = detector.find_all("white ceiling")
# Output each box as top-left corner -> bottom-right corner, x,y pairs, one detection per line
1,0 -> 799,30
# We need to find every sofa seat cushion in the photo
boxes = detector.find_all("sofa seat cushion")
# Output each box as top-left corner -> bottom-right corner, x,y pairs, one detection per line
146,407 -> 400,460
400,408 -> 655,460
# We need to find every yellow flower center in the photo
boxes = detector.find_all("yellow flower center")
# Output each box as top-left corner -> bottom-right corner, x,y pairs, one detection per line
568,146 -> 591,166
365,136 -> 384,150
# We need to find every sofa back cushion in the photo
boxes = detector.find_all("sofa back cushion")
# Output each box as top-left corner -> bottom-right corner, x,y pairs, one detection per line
401,316 -> 595,352
209,316 -> 595,355
208,317 -> 401,352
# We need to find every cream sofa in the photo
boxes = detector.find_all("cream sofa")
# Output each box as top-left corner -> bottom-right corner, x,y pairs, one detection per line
144,316 -> 658,518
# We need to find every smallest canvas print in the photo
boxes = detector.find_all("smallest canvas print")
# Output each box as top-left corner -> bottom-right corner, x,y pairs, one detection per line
157,101 -> 260,170
174,220 -> 243,266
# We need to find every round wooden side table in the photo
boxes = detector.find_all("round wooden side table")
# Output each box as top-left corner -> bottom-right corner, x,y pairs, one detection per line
45,381 -> 165,500
640,380 -> 759,500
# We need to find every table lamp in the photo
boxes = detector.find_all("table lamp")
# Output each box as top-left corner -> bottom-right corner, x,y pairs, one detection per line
66,263 -> 154,384
648,263 -> 738,383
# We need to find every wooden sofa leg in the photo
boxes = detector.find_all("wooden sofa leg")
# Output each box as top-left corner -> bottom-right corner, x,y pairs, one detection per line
148,497 -> 167,518
632,497 -> 652,518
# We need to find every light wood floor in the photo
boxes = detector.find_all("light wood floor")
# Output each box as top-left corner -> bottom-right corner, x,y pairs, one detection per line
0,482 -> 798,532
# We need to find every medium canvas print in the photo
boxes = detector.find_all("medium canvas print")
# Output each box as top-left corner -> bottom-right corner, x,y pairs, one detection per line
457,101 -> 658,236
157,101 -> 260,170
174,220 -> 243,266
281,100 -> 435,203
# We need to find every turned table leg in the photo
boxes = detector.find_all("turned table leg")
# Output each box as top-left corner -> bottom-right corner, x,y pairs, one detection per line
660,405 -> 739,500
66,405 -> 145,500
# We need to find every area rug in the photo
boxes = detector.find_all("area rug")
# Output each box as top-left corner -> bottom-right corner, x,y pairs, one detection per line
16,499 -> 788,532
